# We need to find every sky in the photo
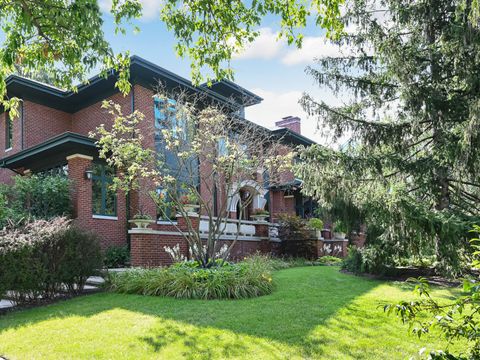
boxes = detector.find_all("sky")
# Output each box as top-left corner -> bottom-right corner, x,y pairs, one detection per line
98,0 -> 347,145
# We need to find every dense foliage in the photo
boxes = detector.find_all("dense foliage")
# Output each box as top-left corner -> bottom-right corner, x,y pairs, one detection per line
278,214 -> 317,259
106,255 -> 275,300
0,174 -> 71,227
103,245 -> 130,268
385,225 -> 480,359
0,217 -> 102,304
297,0 -> 480,275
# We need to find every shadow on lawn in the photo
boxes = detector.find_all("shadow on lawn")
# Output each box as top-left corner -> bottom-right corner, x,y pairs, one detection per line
0,267 -> 388,357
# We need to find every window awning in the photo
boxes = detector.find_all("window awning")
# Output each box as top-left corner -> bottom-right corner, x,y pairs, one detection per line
0,132 -> 98,172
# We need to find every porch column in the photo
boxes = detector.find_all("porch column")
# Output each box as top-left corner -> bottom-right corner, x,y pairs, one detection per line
67,154 -> 93,227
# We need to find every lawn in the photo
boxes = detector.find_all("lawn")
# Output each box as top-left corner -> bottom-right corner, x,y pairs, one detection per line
0,266 -> 457,359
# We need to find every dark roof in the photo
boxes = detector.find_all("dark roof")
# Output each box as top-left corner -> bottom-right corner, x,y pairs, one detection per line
272,128 -> 316,146
0,132 -> 97,172
4,56 -> 262,113
269,178 -> 303,190
200,79 -> 262,106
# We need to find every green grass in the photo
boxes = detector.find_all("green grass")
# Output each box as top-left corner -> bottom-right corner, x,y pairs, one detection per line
0,266 -> 459,359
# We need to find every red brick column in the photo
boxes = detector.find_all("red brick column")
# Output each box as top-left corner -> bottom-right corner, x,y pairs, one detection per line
177,213 -> 199,233
255,222 -> 271,254
67,154 -> 93,228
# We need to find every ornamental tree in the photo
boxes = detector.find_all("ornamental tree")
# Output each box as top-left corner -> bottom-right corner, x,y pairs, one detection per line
91,86 -> 293,267
296,0 -> 480,274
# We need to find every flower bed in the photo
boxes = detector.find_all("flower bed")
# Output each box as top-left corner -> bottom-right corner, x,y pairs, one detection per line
106,256 -> 275,300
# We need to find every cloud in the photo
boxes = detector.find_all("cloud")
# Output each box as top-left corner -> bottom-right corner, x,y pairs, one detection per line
232,28 -> 285,60
281,36 -> 350,66
99,0 -> 163,21
245,87 -> 348,146
245,88 -> 324,143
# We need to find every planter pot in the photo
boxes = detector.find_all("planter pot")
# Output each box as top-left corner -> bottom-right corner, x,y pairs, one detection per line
315,229 -> 322,239
183,204 -> 200,213
321,229 -> 331,239
128,219 -> 155,229
251,214 -> 269,222
333,232 -> 346,240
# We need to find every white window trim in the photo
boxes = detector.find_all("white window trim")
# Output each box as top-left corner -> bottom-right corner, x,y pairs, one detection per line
5,147 -> 12,152
92,215 -> 118,221
157,220 -> 178,225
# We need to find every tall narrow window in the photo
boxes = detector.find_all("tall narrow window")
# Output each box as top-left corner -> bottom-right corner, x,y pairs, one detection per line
92,164 -> 117,216
5,112 -> 12,150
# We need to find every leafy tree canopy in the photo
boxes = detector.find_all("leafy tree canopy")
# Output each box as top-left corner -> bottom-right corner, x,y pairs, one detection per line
296,0 -> 480,275
0,0 -> 345,114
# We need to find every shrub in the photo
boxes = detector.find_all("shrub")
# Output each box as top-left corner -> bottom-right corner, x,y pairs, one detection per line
278,214 -> 317,259
308,218 -> 324,230
104,245 -> 130,268
12,174 -> 72,219
106,255 -> 275,300
342,245 -> 387,274
318,255 -> 342,265
0,218 -> 102,303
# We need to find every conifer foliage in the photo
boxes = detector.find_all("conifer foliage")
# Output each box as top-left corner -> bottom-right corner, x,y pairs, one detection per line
297,0 -> 480,274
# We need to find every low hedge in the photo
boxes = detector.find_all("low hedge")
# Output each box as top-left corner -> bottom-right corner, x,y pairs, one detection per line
0,217 -> 102,304
106,256 -> 275,300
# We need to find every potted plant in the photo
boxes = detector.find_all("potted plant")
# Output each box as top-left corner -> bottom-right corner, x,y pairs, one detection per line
333,220 -> 348,239
129,212 -> 155,229
180,190 -> 200,213
251,208 -> 269,222
308,218 -> 324,239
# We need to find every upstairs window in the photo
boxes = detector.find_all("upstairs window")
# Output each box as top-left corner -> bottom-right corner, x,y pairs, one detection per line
5,112 -> 12,150
92,164 -> 117,217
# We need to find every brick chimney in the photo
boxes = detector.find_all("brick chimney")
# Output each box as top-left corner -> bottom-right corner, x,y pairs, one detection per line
275,116 -> 301,134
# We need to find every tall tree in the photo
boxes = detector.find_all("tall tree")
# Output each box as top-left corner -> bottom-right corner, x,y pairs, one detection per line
296,0 -> 480,274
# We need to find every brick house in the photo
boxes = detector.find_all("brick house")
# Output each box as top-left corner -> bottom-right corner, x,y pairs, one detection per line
0,56 -> 348,265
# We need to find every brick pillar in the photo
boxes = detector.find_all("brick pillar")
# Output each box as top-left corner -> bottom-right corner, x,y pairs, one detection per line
177,213 -> 200,233
67,154 -> 93,228
256,222 -> 271,253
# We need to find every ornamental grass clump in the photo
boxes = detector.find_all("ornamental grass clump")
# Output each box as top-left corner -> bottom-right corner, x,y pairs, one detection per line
106,256 -> 275,300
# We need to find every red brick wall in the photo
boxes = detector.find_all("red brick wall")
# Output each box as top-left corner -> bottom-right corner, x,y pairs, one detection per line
131,233 -> 189,267
67,154 -> 127,249
23,101 -> 71,149
0,108 -> 24,184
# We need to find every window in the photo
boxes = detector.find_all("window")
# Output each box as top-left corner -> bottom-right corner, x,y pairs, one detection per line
156,188 -> 177,221
92,164 -> 116,216
217,137 -> 228,156
5,112 -> 12,150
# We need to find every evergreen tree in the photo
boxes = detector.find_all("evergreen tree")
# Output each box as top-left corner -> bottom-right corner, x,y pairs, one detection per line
297,0 -> 480,274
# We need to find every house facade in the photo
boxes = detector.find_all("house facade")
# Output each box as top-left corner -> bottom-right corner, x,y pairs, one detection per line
0,56 -> 348,265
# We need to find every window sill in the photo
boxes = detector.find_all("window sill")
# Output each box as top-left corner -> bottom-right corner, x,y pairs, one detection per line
5,147 -> 12,153
92,215 -> 118,220
157,220 -> 178,225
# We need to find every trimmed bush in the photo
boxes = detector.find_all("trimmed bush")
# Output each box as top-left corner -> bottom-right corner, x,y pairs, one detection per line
106,255 -> 275,300
278,215 -> 317,259
0,218 -> 102,303
104,245 -> 130,268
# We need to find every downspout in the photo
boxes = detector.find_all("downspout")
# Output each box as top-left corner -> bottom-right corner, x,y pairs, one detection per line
126,85 -> 135,251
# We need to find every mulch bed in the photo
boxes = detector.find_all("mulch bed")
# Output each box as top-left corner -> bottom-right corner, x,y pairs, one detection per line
0,287 -> 103,316
340,268 -> 462,288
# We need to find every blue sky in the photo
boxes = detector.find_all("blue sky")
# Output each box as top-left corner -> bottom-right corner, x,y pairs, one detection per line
99,0 -> 346,144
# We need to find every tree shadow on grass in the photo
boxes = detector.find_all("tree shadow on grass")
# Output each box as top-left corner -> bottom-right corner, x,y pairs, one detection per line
0,266 -> 453,358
